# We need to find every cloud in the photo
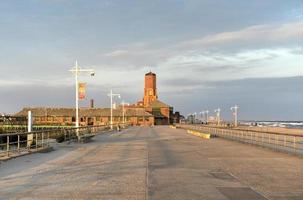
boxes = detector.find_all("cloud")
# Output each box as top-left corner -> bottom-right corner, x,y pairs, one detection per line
161,76 -> 303,121
178,21 -> 303,51
96,21 -> 303,81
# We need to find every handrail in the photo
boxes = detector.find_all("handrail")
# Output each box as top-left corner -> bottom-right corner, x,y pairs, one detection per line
0,124 -> 127,137
0,123 -> 129,159
185,124 -> 303,138
177,124 -> 303,156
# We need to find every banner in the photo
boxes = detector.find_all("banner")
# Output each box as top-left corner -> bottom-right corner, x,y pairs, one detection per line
78,83 -> 86,100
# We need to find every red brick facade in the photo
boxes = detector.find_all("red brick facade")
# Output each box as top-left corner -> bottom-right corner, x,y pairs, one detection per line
143,72 -> 158,106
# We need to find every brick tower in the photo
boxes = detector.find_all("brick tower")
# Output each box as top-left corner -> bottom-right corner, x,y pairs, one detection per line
143,72 -> 158,106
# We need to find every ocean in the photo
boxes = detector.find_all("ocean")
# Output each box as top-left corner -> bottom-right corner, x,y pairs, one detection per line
240,121 -> 303,129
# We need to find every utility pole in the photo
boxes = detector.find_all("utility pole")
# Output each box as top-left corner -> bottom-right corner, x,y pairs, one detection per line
69,61 -> 95,139
231,105 -> 239,127
107,90 -> 120,130
214,108 -> 221,126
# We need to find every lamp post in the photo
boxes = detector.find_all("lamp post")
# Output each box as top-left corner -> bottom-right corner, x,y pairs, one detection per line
186,114 -> 191,124
107,90 -> 120,130
69,61 -> 95,139
200,111 -> 205,124
214,108 -> 221,126
193,112 -> 197,124
231,105 -> 239,127
121,101 -> 130,125
203,110 -> 209,124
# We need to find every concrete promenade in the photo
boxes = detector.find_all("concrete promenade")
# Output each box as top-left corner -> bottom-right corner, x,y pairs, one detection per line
0,126 -> 303,199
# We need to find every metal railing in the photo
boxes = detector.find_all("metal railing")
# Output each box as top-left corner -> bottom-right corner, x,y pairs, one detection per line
177,124 -> 303,156
0,124 -> 127,159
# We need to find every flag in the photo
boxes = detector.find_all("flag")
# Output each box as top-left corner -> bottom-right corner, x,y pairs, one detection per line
78,83 -> 86,100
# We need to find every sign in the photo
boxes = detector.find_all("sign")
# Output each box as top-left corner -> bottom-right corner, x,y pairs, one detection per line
78,83 -> 86,100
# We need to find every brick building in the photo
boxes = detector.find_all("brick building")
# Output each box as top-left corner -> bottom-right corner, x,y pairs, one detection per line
15,107 -> 154,126
15,72 -> 179,126
138,72 -> 174,125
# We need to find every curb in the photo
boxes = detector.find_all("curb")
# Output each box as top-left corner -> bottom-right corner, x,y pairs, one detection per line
187,129 -> 211,139
0,146 -> 54,162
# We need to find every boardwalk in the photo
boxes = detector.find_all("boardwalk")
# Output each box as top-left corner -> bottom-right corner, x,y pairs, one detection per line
0,126 -> 303,200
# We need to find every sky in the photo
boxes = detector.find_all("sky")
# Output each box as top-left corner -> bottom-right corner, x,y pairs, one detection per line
1,0 -> 303,121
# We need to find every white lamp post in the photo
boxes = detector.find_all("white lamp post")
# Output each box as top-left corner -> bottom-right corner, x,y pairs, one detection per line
69,61 -> 95,138
214,108 -> 221,126
121,101 -> 130,125
199,112 -> 204,122
231,105 -> 239,127
200,111 -> 205,124
203,110 -> 209,124
193,112 -> 197,124
108,90 -> 120,130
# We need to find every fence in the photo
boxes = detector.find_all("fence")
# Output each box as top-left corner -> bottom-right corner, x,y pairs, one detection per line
177,124 -> 303,156
0,124 -> 125,159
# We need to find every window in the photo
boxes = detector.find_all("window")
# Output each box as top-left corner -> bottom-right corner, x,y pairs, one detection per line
64,117 -> 69,122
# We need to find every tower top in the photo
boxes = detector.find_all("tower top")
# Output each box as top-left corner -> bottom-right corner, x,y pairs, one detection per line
145,71 -> 156,76
143,71 -> 157,106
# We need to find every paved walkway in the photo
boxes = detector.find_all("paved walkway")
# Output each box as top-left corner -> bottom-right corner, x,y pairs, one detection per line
0,126 -> 303,200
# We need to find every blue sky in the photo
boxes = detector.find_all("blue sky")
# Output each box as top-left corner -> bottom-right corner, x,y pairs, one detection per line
1,0 -> 303,120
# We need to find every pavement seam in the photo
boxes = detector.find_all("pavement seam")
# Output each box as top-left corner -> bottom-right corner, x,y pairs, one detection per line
145,127 -> 150,200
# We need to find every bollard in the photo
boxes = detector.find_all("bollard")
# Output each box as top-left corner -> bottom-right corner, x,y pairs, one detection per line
27,111 -> 34,148
17,135 -> 20,152
42,132 -> 44,148
36,133 -> 38,150
6,135 -> 9,157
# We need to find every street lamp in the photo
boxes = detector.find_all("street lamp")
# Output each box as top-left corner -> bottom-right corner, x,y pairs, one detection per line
199,112 -> 204,123
200,111 -> 206,124
121,101 -> 130,125
203,110 -> 209,124
214,108 -> 221,126
107,90 -> 120,130
186,114 -> 191,124
231,105 -> 239,127
193,112 -> 197,124
69,61 -> 95,138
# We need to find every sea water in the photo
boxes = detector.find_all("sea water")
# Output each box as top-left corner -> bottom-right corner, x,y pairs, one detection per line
240,121 -> 303,129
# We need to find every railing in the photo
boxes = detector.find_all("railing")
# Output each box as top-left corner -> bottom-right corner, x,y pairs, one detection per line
177,124 -> 303,156
0,125 -> 75,134
0,124 -> 127,159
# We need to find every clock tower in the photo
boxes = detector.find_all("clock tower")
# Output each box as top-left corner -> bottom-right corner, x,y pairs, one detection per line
143,72 -> 158,106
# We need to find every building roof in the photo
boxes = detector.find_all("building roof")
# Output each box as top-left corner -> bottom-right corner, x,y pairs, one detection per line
14,107 -> 153,117
149,100 -> 171,108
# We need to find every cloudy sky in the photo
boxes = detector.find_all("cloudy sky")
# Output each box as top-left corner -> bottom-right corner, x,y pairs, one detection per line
1,0 -> 303,120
